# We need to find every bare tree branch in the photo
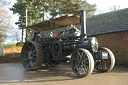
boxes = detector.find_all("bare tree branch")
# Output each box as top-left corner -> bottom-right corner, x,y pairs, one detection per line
0,0 -> 12,44
109,4 -> 121,11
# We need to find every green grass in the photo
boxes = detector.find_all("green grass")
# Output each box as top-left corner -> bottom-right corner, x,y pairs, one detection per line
3,41 -> 24,48
3,43 -> 16,48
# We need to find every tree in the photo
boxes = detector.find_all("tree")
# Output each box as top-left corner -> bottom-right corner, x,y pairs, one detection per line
95,9 -> 104,15
8,29 -> 21,43
10,0 -> 45,41
45,0 -> 96,18
10,0 -> 96,37
0,0 -> 12,45
109,4 -> 121,11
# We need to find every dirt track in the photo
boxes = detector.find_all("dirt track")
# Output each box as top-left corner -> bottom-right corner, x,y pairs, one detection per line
0,63 -> 128,85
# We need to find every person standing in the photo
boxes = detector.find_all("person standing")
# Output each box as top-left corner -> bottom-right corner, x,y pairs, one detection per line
32,29 -> 42,42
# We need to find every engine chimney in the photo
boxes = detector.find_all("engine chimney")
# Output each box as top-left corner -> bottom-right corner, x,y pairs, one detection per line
80,10 -> 86,38
79,0 -> 87,41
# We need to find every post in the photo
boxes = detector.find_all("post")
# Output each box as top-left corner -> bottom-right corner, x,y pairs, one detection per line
25,9 -> 28,41
26,9 -> 28,27
0,46 -> 4,56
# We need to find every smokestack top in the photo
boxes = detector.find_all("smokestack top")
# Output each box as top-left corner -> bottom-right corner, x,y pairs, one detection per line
79,1 -> 86,11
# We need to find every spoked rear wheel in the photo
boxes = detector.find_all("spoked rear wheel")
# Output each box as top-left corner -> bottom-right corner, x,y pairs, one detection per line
71,48 -> 94,78
95,47 -> 115,72
21,41 -> 44,70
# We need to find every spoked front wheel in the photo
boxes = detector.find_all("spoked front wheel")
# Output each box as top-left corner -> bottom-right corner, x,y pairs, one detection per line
95,47 -> 115,72
21,41 -> 44,70
71,48 -> 94,78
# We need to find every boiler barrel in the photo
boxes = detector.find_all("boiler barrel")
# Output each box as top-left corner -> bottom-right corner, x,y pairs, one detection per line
62,40 -> 91,53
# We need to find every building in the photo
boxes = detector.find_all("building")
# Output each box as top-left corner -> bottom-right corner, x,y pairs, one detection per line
87,8 -> 128,66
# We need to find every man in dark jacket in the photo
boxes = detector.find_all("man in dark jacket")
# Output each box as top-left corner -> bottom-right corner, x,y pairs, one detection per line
32,29 -> 42,42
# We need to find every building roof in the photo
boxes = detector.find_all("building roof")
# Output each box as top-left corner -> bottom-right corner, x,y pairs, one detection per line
86,8 -> 128,35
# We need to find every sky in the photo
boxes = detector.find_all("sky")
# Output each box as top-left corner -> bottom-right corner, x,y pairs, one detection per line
4,0 -> 128,44
87,0 -> 128,14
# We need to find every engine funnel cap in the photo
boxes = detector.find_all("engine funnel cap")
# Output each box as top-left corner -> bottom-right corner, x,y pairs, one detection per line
79,0 -> 86,11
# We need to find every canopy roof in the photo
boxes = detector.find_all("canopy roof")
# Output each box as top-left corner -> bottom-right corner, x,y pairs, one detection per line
27,15 -> 80,31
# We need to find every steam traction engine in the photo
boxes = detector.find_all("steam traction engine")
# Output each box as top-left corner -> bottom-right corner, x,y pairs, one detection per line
21,9 -> 115,78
